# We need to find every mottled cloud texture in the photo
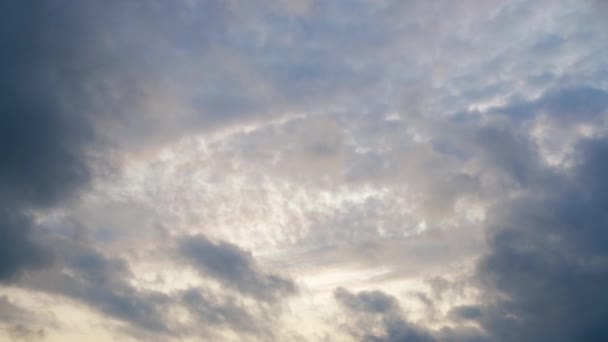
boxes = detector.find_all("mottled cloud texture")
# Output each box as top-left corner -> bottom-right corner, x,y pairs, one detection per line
1,0 -> 608,341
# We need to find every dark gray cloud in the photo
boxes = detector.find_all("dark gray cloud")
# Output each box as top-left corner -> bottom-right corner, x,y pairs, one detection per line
474,137 -> 608,342
448,305 -> 482,321
334,287 -> 400,315
177,284 -> 284,340
333,287 -> 430,342
1,1 -> 298,337
180,288 -> 261,336
0,1 -> 101,281
0,210 -> 51,281
495,86 -> 608,123
332,85 -> 608,342
19,234 -> 283,339
422,87 -> 608,342
179,235 -> 297,302
334,288 -> 488,342
1,1 -> 607,340
420,86 -> 608,197
0,0 -> 266,228
394,86 -> 608,341
23,238 -> 172,335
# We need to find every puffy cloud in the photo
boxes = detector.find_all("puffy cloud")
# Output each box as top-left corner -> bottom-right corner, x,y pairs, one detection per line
474,138 -> 608,342
2,0 -> 608,340
178,235 -> 297,303
16,234 -> 289,340
334,287 -> 488,342
179,288 -> 260,335
21,238 -> 172,336
327,83 -> 608,341
334,287 -> 401,315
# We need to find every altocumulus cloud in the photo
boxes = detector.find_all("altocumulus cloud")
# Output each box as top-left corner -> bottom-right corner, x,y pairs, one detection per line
332,85 -> 608,341
0,1 -> 296,339
1,0 -> 608,341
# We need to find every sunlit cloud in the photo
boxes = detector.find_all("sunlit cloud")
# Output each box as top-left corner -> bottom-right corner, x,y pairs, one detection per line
1,1 -> 607,341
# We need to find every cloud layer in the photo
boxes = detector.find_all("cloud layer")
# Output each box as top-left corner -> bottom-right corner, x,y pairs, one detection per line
1,0 -> 608,341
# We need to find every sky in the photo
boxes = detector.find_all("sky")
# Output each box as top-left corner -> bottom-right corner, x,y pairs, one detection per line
1,0 -> 608,341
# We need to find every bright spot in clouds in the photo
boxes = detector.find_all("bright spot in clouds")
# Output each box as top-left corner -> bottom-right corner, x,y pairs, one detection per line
1,1 -> 608,341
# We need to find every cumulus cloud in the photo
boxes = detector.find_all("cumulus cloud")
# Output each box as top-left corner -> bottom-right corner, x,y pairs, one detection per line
2,0 -> 608,340
327,82 -> 608,341
16,234 -> 287,340
334,287 -> 488,342
474,138 -> 608,342
178,235 -> 297,303
0,1 -> 294,336
334,287 -> 431,341
20,238 -> 172,336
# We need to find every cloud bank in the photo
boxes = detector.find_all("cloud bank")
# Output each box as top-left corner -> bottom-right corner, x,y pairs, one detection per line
1,0 -> 607,341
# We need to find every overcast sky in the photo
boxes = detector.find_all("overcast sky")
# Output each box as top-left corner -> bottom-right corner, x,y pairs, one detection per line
1,1 -> 608,341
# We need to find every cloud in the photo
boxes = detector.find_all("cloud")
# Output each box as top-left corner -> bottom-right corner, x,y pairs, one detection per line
0,1 -> 101,281
334,287 -> 401,315
2,0 -> 608,340
22,237 -> 172,336
178,235 -> 297,302
14,232 -> 296,340
0,296 -> 46,341
0,297 -> 36,326
448,306 -> 483,321
6,324 -> 46,342
334,287 -> 488,342
18,235 -> 278,339
0,210 -> 51,281
0,1 -> 289,336
179,288 -> 261,336
333,287 -> 434,342
328,83 -> 608,341
474,137 -> 608,342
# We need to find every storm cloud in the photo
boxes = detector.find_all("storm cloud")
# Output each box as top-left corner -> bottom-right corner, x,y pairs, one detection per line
476,139 -> 608,342
0,1 -> 99,281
